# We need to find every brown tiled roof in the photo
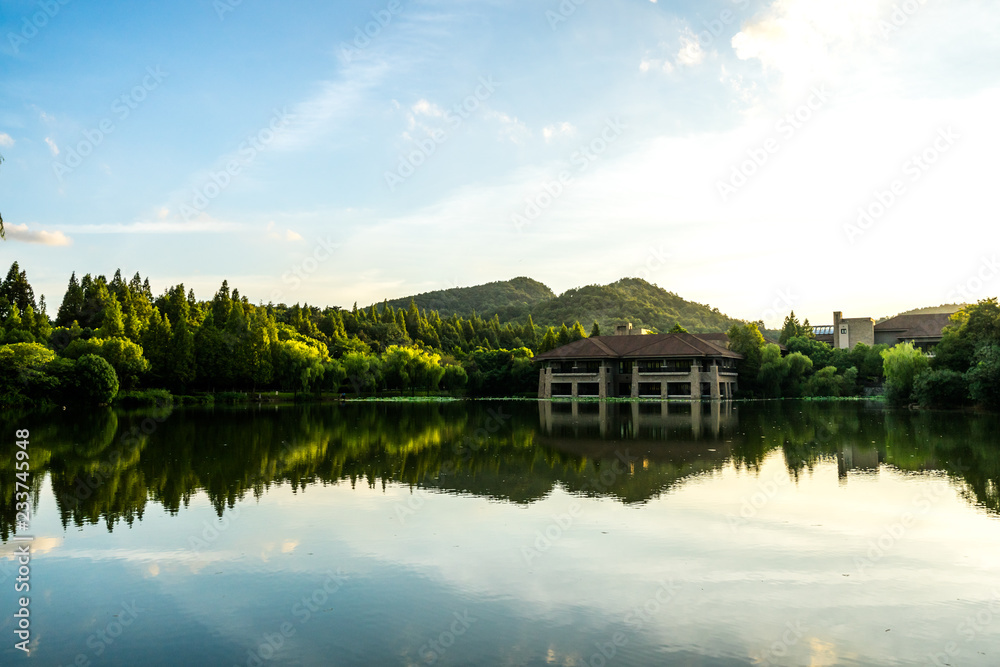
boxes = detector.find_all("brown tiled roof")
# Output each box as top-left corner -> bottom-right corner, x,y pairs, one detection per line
874,313 -> 954,340
533,332 -> 742,361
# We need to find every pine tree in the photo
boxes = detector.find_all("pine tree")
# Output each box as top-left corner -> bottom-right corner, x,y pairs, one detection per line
99,295 -> 126,338
539,327 -> 558,353
0,262 -> 37,317
779,311 -> 803,345
590,321 -> 601,337
57,272 -> 85,326
522,315 -> 537,346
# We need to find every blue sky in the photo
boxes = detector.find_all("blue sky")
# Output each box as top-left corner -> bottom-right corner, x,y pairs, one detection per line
2,0 -> 999,327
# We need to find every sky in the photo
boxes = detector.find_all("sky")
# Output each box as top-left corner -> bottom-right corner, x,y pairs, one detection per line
1,0 -> 998,328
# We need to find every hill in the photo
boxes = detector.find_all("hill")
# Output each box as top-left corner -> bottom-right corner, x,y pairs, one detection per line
877,303 -> 964,323
379,277 -> 554,321
380,276 -> 745,334
528,277 -> 744,333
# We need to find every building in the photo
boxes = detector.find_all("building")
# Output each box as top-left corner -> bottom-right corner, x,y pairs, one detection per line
832,311 -> 876,349
818,310 -> 955,352
873,312 -> 955,351
534,330 -> 741,399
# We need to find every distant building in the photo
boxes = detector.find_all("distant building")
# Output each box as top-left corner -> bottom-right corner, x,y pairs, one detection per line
534,327 -> 741,399
815,311 -> 954,352
832,311 -> 876,349
873,312 -> 955,351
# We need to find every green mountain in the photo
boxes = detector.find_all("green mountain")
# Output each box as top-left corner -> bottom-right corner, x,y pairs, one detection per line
379,277 -> 555,321
528,277 -> 743,333
381,276 -> 744,334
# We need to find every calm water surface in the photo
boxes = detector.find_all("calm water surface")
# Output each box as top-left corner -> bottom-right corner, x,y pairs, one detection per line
2,400 -> 1000,666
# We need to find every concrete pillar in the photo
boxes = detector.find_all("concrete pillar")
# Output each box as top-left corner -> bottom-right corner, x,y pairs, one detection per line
571,381 -> 578,398
689,363 -> 700,400
632,366 -> 640,398
710,365 -> 721,399
599,363 -> 608,399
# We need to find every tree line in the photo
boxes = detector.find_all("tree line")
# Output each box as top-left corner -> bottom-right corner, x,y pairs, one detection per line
0,263 -> 600,407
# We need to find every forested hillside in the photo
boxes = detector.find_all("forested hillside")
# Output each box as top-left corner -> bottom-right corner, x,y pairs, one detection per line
382,276 -> 743,334
379,277 -> 554,321
528,278 -> 742,333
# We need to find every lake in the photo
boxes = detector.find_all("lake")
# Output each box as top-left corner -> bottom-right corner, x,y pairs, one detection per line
2,399 -> 1000,666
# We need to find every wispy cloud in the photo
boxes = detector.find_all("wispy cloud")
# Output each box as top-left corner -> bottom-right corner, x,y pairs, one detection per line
0,132 -> 13,147
4,223 -> 72,246
44,137 -> 59,156
69,219 -> 243,234
543,122 -> 576,143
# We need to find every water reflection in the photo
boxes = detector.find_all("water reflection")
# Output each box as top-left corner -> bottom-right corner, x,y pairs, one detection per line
2,401 -> 1000,539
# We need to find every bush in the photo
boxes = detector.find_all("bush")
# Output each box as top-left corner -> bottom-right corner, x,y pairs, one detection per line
75,354 -> 119,405
913,369 -> 968,409
115,389 -> 173,408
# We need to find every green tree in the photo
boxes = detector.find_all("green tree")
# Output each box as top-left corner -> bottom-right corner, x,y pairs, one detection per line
441,364 -> 469,393
342,351 -> 376,396
98,337 -> 151,391
727,322 -> 766,395
914,369 -> 969,409
539,327 -> 558,353
75,354 -> 119,405
276,339 -> 328,396
881,342 -> 930,405
966,345 -> 1000,409
590,321 -> 601,337
556,323 -> 572,347
669,323 -> 688,333
56,272 -> 86,327
99,294 -> 126,338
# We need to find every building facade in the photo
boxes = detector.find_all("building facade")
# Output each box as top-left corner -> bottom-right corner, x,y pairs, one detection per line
535,331 -> 741,399
822,310 -> 956,351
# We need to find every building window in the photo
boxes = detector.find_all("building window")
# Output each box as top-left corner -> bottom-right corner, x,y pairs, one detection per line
638,382 -> 661,396
666,382 -> 691,396
551,383 -> 573,396
577,383 -> 600,396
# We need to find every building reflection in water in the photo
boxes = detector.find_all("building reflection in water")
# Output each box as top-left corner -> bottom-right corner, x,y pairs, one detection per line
538,399 -> 737,441
837,443 -> 883,480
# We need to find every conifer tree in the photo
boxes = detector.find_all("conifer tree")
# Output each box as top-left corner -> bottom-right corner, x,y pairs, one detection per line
57,272 -> 86,327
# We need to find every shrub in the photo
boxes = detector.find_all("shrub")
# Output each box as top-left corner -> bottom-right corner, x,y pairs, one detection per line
913,369 -> 968,409
75,354 -> 119,405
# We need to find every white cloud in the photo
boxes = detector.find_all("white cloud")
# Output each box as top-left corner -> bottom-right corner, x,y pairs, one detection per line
412,99 -> 444,117
485,110 -> 530,145
731,0 -> 891,94
265,220 -> 304,242
4,223 -> 72,246
71,219 -> 243,234
44,137 -> 59,156
0,132 -> 14,147
543,122 -> 576,143
676,29 -> 705,66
